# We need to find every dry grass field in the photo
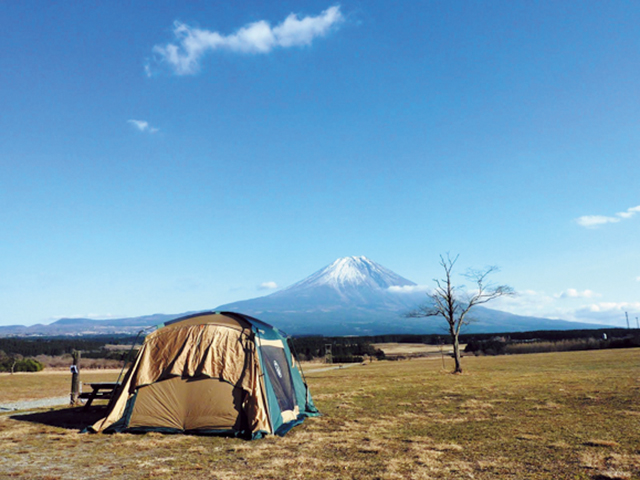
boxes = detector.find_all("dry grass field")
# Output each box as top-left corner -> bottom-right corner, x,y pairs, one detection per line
0,369 -> 123,404
1,349 -> 639,479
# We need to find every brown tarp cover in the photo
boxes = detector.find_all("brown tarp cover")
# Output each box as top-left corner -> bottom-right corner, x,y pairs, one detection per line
91,314 -> 272,435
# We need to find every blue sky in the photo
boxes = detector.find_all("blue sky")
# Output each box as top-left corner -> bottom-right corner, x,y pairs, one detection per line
1,1 -> 639,327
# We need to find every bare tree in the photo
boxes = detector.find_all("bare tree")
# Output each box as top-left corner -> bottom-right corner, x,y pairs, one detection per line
10,354 -> 23,375
408,254 -> 514,373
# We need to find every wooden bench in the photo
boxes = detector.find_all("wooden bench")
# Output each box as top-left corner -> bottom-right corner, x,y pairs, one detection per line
79,382 -> 121,411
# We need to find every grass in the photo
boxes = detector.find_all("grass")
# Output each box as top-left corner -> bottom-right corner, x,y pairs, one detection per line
1,349 -> 639,479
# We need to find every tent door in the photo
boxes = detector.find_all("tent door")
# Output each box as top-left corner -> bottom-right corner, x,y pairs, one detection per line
128,376 -> 247,432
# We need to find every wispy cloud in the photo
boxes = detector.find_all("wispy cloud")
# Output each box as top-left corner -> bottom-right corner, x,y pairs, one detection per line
49,313 -> 121,321
576,204 -> 640,228
574,302 -> 640,326
556,288 -> 599,299
258,281 -> 278,290
388,285 -> 429,294
576,215 -> 621,228
581,301 -> 640,313
151,5 -> 344,75
127,119 -> 159,133
491,290 -> 636,326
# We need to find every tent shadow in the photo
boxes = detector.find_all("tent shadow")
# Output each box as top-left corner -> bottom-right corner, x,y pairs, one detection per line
10,407 -> 106,431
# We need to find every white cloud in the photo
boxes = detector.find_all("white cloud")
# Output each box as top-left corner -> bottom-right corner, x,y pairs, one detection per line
576,204 -> 640,228
127,119 -> 158,133
49,313 -> 121,321
574,302 -> 640,326
387,285 -> 429,294
556,288 -> 599,299
636,276 -> 640,282
273,7 -> 342,47
152,5 -> 344,75
576,215 -> 620,227
258,281 -> 278,290
583,302 -> 640,313
616,205 -> 640,219
490,290 -> 638,327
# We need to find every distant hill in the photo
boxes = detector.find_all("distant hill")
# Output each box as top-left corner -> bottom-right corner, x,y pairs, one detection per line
0,313 -> 187,337
1,256 -> 607,337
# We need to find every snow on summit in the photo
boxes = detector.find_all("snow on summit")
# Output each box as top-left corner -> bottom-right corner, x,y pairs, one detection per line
286,256 -> 416,291
320,257 -> 371,285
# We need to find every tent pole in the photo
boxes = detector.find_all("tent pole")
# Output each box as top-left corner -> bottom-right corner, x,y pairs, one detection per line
116,328 -> 146,385
288,338 -> 311,397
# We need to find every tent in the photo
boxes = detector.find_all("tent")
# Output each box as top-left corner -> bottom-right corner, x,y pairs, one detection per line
89,311 -> 319,438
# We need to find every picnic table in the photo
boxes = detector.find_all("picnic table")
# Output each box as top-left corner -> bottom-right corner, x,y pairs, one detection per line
79,382 -> 121,410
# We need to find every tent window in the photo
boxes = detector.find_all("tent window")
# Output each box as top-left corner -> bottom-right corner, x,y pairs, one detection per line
261,345 -> 295,412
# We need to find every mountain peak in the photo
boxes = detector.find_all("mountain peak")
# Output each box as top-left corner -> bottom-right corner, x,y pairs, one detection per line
324,256 -> 373,285
284,256 -> 416,292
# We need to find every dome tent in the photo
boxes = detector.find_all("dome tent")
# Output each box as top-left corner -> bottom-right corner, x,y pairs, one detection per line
89,311 -> 319,438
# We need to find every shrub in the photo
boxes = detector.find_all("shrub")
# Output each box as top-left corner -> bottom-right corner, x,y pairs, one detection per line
331,355 -> 364,364
465,338 -> 507,355
15,358 -> 44,372
0,357 -> 44,372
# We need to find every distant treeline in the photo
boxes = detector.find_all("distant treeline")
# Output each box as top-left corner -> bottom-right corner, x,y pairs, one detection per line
288,337 -> 385,362
459,328 -> 639,344
331,328 -> 640,345
465,333 -> 640,356
289,328 -> 640,361
0,335 -> 139,358
0,335 -> 382,364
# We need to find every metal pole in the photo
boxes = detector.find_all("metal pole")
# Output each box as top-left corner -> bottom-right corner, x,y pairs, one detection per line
625,311 -> 630,329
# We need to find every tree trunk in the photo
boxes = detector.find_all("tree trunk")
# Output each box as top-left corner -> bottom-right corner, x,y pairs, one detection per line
452,335 -> 462,374
70,350 -> 81,405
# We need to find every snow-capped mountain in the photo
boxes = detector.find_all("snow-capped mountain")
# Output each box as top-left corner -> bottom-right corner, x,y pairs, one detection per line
263,256 -> 421,310
216,256 -> 598,335
218,256 -> 425,325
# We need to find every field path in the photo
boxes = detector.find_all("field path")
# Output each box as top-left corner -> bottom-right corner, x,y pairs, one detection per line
0,396 -> 70,412
304,363 -> 361,374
